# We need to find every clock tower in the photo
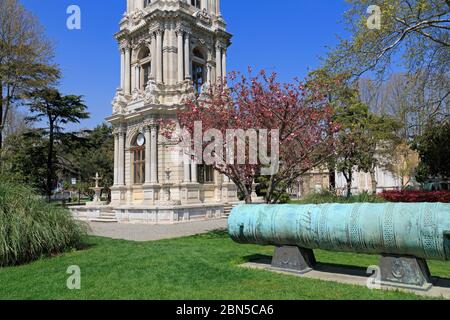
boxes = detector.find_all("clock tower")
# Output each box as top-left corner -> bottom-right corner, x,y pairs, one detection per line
102,0 -> 238,223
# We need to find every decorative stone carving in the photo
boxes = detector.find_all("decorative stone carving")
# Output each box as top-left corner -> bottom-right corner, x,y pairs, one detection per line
196,8 -> 211,24
198,82 -> 210,101
143,79 -> 160,104
131,88 -> 143,102
180,83 -> 196,104
112,88 -> 128,114
135,37 -> 152,50
130,9 -> 145,27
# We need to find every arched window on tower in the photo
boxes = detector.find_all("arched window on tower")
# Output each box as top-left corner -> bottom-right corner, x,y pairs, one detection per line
137,47 -> 151,91
144,0 -> 152,7
132,133 -> 146,185
192,47 -> 207,94
191,0 -> 201,9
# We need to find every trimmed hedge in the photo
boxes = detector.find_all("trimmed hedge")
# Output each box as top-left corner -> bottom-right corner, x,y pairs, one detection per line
0,181 -> 87,266
380,190 -> 450,203
291,190 -> 385,204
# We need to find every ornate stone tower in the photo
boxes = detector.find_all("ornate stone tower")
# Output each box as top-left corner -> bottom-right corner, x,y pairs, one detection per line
105,0 -> 237,223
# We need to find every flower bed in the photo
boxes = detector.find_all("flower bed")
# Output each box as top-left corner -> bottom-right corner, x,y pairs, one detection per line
380,190 -> 450,203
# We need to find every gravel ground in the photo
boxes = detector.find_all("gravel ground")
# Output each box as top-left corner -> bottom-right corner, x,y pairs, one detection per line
87,219 -> 228,242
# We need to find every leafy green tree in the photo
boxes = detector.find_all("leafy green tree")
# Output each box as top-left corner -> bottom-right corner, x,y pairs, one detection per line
325,0 -> 449,129
413,121 -> 450,182
0,0 -> 59,150
326,0 -> 449,80
1,123 -> 114,202
334,94 -> 372,196
26,88 -> 89,201
364,112 -> 401,192
61,124 -> 114,200
333,88 -> 400,196
256,176 -> 290,204
306,70 -> 350,191
309,71 -> 401,195
0,129 -> 48,192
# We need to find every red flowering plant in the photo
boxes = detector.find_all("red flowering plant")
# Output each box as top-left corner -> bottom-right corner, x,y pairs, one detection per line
381,190 -> 450,203
176,68 -> 338,204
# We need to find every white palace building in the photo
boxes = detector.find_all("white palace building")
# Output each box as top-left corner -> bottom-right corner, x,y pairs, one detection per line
72,0 -> 239,223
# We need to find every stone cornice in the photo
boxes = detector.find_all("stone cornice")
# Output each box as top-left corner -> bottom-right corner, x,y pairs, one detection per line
118,5 -> 229,39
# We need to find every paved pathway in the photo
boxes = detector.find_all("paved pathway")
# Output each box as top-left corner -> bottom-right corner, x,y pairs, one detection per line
87,219 -> 228,242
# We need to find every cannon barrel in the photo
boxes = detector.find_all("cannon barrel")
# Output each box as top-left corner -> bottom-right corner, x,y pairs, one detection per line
228,203 -> 450,261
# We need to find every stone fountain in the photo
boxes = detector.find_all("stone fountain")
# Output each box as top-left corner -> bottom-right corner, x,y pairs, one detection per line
86,173 -> 107,207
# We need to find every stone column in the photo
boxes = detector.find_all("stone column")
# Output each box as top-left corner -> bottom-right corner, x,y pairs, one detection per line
163,29 -> 169,85
156,30 -> 163,83
215,44 -> 222,80
144,127 -> 151,184
216,0 -> 221,16
113,132 -> 119,185
184,32 -> 191,80
150,125 -> 158,183
134,65 -> 140,90
124,46 -> 131,95
150,32 -> 156,79
134,0 -> 142,10
120,48 -> 125,89
222,48 -> 227,78
191,159 -> 198,183
214,170 -> 222,201
177,30 -> 184,83
207,64 -> 212,84
183,152 -> 191,183
118,129 -> 126,186
201,0 -> 208,11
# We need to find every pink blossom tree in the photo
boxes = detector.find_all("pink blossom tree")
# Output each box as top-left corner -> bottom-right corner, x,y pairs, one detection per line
177,69 -> 338,204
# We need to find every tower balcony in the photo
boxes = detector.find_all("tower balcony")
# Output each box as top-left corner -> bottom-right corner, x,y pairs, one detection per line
112,79 -> 197,115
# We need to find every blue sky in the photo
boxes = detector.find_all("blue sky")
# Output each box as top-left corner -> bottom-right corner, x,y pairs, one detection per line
21,0 -> 350,130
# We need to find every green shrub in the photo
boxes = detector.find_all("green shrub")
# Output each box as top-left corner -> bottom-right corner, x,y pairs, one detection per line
290,190 -> 385,205
0,181 -> 87,266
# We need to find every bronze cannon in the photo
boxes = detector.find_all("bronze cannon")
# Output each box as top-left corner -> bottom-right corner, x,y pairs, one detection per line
228,203 -> 450,290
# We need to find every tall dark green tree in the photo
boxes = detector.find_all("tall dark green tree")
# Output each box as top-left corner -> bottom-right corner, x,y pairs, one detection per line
413,121 -> 450,182
1,129 -> 48,191
26,88 -> 89,201
60,124 -> 114,200
332,87 -> 400,196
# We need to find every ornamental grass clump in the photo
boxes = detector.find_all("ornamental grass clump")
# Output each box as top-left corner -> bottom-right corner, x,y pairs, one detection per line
0,181 -> 87,266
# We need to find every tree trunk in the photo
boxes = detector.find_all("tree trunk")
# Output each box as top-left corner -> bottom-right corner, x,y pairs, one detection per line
344,170 -> 353,197
242,183 -> 253,204
0,81 -> 3,151
46,120 -> 55,202
370,169 -> 377,194
235,179 -> 253,204
0,84 -> 12,151
265,175 -> 276,204
244,192 -> 252,204
328,167 -> 336,191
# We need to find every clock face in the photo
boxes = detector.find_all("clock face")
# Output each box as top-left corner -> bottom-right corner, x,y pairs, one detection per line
136,133 -> 146,146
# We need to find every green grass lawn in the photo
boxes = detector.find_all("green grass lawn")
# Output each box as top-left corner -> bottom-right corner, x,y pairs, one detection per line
0,231 -> 449,300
